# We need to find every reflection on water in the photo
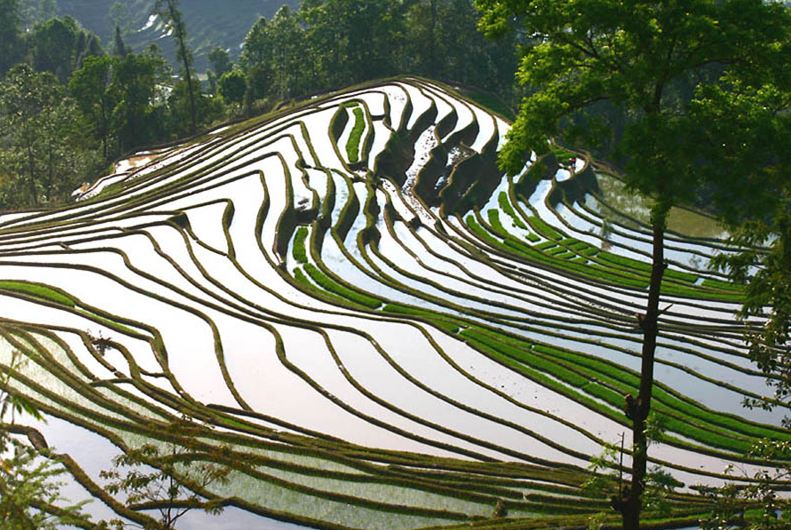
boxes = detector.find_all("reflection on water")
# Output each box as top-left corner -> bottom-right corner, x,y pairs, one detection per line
176,506 -> 310,530
22,415 -> 311,529
589,173 -> 728,239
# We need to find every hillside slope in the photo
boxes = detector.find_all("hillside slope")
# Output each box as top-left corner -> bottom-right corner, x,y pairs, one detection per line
0,78 -> 787,529
33,0 -> 297,69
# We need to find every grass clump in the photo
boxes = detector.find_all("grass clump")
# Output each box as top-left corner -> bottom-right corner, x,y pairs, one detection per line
293,268 -> 352,308
346,107 -> 365,164
465,215 -> 650,289
701,278 -> 741,291
383,303 -> 461,334
525,216 -> 564,241
497,193 -> 527,230
293,226 -> 309,264
0,281 -> 76,307
488,208 -> 540,243
468,213 -> 738,299
466,215 -> 503,247
303,263 -> 382,309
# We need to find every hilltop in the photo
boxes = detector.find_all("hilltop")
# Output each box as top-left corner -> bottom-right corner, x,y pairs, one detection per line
25,0 -> 298,70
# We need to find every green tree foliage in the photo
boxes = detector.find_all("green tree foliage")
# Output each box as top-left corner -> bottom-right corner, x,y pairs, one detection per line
403,0 -> 515,95
29,16 -> 103,83
37,0 -> 57,23
206,46 -> 231,93
242,5 -> 313,101
17,0 -> 58,29
71,50 -> 188,161
108,1 -> 130,36
218,68 -> 246,107
240,16 -> 272,103
69,55 -> 117,161
0,349 -> 93,529
697,66 -> 791,429
714,207 -> 791,428
109,50 -> 168,154
0,64 -> 98,208
240,0 -> 516,109
208,47 -> 231,79
101,431 -> 231,529
302,0 -> 402,88
166,78 -> 224,139
697,51 -> 790,530
206,46 -> 231,94
583,423 -> 682,526
0,442 -> 91,529
699,440 -> 790,530
0,0 -> 24,77
473,1 -> 790,528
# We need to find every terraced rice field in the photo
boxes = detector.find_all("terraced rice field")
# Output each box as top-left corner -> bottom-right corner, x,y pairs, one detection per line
0,78 -> 787,529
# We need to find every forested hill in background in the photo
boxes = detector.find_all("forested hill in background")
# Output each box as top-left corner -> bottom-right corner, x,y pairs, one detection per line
21,0 -> 299,70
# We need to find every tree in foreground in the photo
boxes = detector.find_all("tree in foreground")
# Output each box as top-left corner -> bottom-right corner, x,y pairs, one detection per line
701,75 -> 791,430
694,22 -> 790,529
474,1 -> 791,527
699,440 -> 789,529
101,421 -> 231,529
0,349 -> 91,529
3,346 -> 230,529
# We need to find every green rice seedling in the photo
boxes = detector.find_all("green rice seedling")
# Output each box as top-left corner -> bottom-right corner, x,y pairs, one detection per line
293,226 -> 309,264
347,107 -> 366,164
0,281 -> 76,307
303,263 -> 382,309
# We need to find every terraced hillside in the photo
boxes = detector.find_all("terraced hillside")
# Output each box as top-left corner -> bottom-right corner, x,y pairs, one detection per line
0,78 -> 788,529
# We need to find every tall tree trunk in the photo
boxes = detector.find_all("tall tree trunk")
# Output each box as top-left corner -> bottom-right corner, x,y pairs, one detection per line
429,0 -> 437,77
167,1 -> 196,134
620,204 -> 669,530
26,142 -> 37,206
100,99 -> 108,161
45,145 -> 53,201
182,55 -> 197,134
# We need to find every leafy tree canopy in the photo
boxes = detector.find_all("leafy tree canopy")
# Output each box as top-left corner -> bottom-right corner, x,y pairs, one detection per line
208,46 -> 231,78
0,64 -> 97,208
475,0 -> 789,213
0,0 -> 24,77
108,50 -> 169,153
218,68 -> 246,106
29,15 -> 103,83
474,1 -> 791,528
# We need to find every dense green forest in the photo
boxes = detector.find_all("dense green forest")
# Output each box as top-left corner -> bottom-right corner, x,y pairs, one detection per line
0,0 -> 517,210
